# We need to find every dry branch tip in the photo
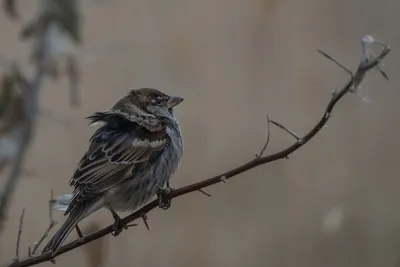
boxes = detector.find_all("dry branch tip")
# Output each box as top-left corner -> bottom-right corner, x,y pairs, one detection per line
317,49 -> 353,76
13,207 -> 25,262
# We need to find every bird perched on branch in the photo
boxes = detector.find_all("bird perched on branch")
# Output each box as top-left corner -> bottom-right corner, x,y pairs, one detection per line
43,88 -> 184,255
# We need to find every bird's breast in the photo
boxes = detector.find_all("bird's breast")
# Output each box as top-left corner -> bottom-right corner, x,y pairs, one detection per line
107,125 -> 183,212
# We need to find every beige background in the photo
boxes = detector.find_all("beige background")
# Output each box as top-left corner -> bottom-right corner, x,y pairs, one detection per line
1,0 -> 400,266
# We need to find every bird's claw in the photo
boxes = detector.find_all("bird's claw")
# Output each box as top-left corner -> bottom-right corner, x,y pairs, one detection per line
110,208 -> 137,236
111,220 -> 137,236
157,187 -> 174,210
111,220 -> 125,236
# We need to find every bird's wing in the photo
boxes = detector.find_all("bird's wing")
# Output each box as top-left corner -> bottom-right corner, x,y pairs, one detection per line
66,124 -> 167,214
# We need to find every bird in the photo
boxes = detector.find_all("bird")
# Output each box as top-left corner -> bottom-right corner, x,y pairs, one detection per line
42,88 -> 184,255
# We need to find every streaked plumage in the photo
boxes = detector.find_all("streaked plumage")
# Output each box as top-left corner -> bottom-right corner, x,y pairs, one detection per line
42,88 -> 183,255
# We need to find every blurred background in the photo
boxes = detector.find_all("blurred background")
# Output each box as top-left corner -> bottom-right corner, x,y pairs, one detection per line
0,0 -> 399,266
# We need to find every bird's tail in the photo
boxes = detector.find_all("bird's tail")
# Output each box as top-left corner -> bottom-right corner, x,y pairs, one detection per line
50,194 -> 73,212
42,207 -> 84,255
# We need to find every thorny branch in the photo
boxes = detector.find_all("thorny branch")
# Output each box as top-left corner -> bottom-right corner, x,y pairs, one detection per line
3,36 -> 391,267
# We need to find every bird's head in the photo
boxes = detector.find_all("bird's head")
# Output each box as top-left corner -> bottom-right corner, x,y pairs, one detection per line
114,88 -> 184,120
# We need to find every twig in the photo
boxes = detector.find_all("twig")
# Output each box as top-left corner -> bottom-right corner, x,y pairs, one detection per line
317,49 -> 353,76
2,37 -> 391,267
256,115 -> 271,158
13,208 -> 25,262
30,191 -> 57,255
269,120 -> 301,141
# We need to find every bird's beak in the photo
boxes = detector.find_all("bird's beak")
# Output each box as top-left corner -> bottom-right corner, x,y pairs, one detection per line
167,96 -> 184,109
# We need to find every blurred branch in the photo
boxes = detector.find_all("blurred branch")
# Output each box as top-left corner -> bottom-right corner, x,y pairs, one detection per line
2,36 -> 391,267
19,0 -> 82,107
0,0 -> 81,238
0,59 -> 45,236
3,0 -> 18,19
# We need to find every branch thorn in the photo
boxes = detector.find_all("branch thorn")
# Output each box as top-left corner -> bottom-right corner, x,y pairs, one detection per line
75,225 -> 83,238
141,214 -> 150,230
198,189 -> 211,197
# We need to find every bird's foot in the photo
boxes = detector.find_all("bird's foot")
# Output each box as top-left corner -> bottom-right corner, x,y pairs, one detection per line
110,208 -> 137,236
111,220 -> 125,236
157,187 -> 174,210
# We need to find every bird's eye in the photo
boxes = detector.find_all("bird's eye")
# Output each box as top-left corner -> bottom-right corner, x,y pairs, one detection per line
155,98 -> 163,106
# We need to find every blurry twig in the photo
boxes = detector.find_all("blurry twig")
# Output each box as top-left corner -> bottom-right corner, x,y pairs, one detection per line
3,36 -> 391,267
3,0 -> 18,19
66,56 -> 80,107
19,0 -> 82,107
29,191 -> 57,255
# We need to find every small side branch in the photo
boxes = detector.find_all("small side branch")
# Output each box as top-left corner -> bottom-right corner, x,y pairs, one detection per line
13,208 -> 25,262
269,120 -> 301,141
317,49 -> 353,76
29,191 -> 57,255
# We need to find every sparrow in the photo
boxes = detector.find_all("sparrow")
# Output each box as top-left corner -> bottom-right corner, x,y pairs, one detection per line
42,88 -> 184,255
